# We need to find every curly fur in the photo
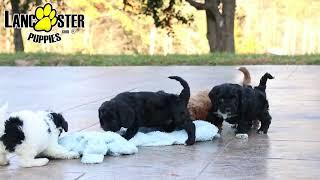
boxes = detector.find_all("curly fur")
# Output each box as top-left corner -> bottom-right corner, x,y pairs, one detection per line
207,72 -> 274,138
188,67 -> 251,120
0,106 -> 79,168
188,91 -> 211,120
99,76 -> 196,145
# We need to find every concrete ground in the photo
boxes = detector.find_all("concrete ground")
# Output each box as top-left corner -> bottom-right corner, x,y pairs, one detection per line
0,65 -> 319,180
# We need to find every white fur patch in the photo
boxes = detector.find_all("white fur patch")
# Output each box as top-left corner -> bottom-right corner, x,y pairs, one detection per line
216,110 -> 229,120
235,133 -> 248,139
0,109 -> 79,168
215,110 -> 238,120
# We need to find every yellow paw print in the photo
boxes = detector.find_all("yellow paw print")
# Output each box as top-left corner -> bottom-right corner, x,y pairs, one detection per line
34,3 -> 57,32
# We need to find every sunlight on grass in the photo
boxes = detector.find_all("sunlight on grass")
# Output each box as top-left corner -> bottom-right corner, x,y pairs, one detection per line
0,53 -> 319,66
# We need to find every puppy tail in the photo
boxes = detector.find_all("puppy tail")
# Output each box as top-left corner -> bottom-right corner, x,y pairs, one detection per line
238,67 -> 251,86
168,76 -> 190,104
257,73 -> 274,91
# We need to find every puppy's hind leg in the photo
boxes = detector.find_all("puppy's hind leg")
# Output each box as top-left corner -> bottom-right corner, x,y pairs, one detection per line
258,111 -> 272,134
182,121 -> 196,145
20,157 -> 49,168
16,148 -> 49,167
19,155 -> 49,167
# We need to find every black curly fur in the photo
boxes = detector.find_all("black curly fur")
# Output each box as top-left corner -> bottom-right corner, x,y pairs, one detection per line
98,76 -> 195,145
0,117 -> 25,152
207,72 -> 274,135
50,112 -> 68,133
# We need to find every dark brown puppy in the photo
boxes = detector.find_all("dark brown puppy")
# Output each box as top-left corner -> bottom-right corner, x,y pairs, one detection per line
98,76 -> 196,145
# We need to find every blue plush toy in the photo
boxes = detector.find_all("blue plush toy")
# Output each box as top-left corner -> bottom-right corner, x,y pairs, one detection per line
59,120 -> 218,164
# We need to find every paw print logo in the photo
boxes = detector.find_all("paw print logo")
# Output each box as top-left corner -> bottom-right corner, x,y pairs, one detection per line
34,3 -> 57,32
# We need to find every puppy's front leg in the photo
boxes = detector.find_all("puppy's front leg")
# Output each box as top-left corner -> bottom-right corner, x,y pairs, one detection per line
183,121 -> 196,145
236,115 -> 250,139
207,112 -> 223,133
43,143 -> 79,159
123,125 -> 139,140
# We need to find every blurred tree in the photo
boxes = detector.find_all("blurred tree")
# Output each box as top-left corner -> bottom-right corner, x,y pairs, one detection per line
8,0 -> 65,52
8,0 -> 42,52
186,0 -> 235,52
123,0 -> 235,53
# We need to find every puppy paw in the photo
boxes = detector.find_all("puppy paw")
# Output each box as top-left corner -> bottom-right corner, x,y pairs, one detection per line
235,133 -> 248,139
0,160 -> 9,166
185,138 -> 195,145
36,158 -> 49,166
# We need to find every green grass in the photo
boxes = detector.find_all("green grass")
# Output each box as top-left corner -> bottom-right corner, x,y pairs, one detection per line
0,52 -> 319,66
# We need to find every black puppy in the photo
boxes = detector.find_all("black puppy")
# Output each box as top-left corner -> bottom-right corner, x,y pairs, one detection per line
98,76 -> 196,145
207,73 -> 274,139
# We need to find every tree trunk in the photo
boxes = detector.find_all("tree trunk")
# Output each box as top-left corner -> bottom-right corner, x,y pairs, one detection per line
13,29 -> 24,52
205,0 -> 218,52
221,0 -> 235,52
186,0 -> 235,53
36,0 -> 42,6
10,0 -> 24,52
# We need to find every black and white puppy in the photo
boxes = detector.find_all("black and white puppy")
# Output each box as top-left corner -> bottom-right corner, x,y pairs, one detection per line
207,73 -> 274,139
98,76 -> 196,145
0,105 -> 79,167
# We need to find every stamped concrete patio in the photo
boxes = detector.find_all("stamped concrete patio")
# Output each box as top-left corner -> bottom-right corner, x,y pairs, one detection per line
0,65 -> 319,179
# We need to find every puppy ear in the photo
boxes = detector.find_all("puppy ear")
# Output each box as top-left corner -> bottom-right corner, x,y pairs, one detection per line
61,117 -> 68,132
116,102 -> 135,128
208,86 -> 220,102
209,87 -> 220,111
50,112 -> 68,132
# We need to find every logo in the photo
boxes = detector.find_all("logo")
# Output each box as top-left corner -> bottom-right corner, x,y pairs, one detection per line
34,3 -> 57,32
4,3 -> 85,44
